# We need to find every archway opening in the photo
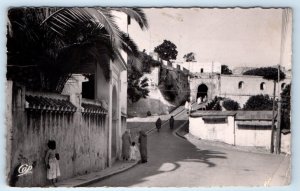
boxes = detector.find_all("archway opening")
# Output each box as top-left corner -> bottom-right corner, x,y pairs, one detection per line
111,86 -> 118,160
197,84 -> 208,102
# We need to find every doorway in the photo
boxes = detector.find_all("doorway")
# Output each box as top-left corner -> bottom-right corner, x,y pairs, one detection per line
197,84 -> 208,102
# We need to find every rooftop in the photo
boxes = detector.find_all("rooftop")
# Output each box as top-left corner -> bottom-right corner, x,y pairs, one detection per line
190,110 -> 236,117
25,95 -> 76,112
235,110 -> 276,121
190,110 -> 276,121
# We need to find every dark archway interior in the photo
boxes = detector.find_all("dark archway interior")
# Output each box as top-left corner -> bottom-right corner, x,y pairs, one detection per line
197,84 -> 208,101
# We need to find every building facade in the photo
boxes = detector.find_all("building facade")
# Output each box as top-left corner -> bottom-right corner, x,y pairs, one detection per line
188,63 -> 291,106
189,110 -> 290,153
6,12 -> 129,187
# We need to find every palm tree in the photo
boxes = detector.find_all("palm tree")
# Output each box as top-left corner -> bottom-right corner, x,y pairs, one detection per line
7,7 -> 148,93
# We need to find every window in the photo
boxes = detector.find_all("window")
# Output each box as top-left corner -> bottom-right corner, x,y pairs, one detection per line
203,117 -> 227,124
260,82 -> 266,90
82,74 -> 95,99
238,81 -> 244,89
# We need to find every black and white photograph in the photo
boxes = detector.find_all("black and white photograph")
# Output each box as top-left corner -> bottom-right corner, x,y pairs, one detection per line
5,7 -> 292,187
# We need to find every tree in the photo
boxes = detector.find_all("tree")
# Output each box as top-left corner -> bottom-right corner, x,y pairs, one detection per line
154,40 -> 178,61
127,65 -> 150,103
243,94 -> 274,110
281,84 -> 291,110
243,67 -> 285,81
159,69 -> 179,102
139,51 -> 161,73
126,50 -> 162,103
7,7 -> 148,93
281,84 -> 291,129
163,84 -> 179,102
221,65 -> 232,75
243,66 -> 285,153
127,57 -> 150,103
222,99 -> 240,110
183,52 -> 196,62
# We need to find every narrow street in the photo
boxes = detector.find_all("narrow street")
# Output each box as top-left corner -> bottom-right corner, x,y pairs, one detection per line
88,111 -> 290,187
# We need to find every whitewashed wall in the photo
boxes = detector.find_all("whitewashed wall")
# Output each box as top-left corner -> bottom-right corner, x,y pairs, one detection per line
234,125 -> 271,148
189,116 -> 235,145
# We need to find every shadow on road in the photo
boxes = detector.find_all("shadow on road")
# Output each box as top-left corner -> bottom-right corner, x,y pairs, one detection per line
89,119 -> 227,187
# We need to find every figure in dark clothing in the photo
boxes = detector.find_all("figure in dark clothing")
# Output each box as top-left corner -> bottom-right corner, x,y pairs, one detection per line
138,130 -> 148,163
156,117 -> 162,132
169,116 -> 175,129
122,130 -> 132,161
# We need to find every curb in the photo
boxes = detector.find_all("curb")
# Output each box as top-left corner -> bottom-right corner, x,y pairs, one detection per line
174,121 -> 188,139
56,108 -> 187,187
74,161 -> 139,187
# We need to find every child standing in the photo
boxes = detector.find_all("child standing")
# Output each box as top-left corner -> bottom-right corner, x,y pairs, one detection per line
45,140 -> 61,186
129,142 -> 140,161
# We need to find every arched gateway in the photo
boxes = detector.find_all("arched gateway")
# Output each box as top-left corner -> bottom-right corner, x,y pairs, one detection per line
197,84 -> 208,101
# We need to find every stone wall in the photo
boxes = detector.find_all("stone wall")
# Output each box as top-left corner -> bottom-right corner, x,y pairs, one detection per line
189,74 -> 291,107
189,74 -> 220,102
159,65 -> 190,105
219,75 -> 291,107
128,64 -> 189,117
8,84 -> 108,187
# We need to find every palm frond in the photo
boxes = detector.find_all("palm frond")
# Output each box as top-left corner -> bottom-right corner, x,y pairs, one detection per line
111,8 -> 148,30
42,7 -> 122,47
128,55 -> 143,73
120,31 -> 139,57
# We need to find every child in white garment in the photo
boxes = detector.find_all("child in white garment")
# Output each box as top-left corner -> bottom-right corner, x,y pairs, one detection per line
129,142 -> 140,161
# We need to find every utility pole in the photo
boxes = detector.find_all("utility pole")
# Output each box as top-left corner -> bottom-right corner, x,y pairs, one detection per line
275,65 -> 282,154
276,96 -> 282,154
270,81 -> 276,153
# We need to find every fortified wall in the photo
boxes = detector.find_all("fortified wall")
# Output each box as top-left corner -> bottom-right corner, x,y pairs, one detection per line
188,63 -> 291,107
127,57 -> 190,117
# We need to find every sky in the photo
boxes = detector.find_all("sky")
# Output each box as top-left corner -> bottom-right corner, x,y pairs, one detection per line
128,8 -> 292,70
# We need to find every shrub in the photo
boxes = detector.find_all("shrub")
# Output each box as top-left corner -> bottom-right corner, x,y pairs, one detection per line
222,99 -> 240,110
164,84 -> 178,101
147,111 -> 152,116
243,94 -> 274,110
206,96 -> 223,110
243,67 -> 285,81
213,102 -> 222,111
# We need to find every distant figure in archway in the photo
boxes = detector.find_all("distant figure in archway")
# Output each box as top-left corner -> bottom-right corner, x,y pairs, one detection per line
197,84 -> 208,102
197,97 -> 201,104
203,95 -> 207,102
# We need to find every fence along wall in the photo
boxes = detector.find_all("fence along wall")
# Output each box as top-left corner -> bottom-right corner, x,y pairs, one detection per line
9,84 -> 108,187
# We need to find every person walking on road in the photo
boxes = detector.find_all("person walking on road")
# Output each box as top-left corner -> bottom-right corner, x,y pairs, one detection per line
138,130 -> 148,163
169,116 -> 175,130
122,130 -> 132,161
156,117 -> 162,132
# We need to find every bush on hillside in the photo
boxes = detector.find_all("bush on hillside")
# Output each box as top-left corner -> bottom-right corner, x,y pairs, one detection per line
206,96 -> 223,110
147,111 -> 152,116
222,99 -> 240,110
243,94 -> 274,110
